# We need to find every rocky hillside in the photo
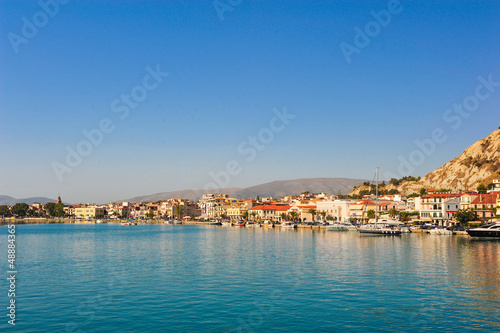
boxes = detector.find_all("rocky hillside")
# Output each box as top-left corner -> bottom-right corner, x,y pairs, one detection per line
351,128 -> 500,195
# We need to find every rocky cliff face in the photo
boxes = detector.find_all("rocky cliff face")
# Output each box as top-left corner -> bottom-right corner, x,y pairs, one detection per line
419,128 -> 500,190
350,128 -> 500,195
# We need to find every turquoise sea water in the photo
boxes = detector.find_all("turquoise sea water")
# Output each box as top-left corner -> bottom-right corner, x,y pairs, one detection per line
1,224 -> 499,332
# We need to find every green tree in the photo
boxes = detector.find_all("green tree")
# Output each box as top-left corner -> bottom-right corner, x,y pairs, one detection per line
44,202 -> 56,217
146,211 -> 154,219
455,208 -> 478,226
242,211 -> 249,220
477,183 -> 487,194
367,210 -> 375,219
487,183 -> 495,190
220,213 -> 227,220
174,205 -> 182,218
280,213 -> 288,222
399,211 -> 411,222
326,215 -> 334,221
289,211 -> 298,222
308,209 -> 317,222
389,178 -> 400,185
250,211 -> 257,221
419,188 -> 427,196
388,208 -> 397,219
320,211 -> 326,221
11,203 -> 29,217
0,205 -> 10,217
54,203 -> 65,217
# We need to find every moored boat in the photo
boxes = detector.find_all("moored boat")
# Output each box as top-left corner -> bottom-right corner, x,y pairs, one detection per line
429,226 -> 453,235
358,168 -> 401,236
326,223 -> 353,231
234,220 -> 245,227
280,222 -> 297,229
263,220 -> 274,228
467,222 -> 500,238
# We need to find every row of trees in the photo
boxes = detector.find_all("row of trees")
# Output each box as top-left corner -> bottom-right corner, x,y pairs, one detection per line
0,203 -> 65,218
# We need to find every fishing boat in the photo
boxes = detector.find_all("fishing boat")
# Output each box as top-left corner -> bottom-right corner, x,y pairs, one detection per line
358,168 -> 402,236
467,222 -> 500,238
234,220 -> 245,227
263,220 -> 274,228
429,226 -> 453,235
221,221 -> 233,227
281,222 -> 297,229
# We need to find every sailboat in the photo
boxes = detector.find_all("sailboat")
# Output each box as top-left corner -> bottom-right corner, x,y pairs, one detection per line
358,167 -> 402,236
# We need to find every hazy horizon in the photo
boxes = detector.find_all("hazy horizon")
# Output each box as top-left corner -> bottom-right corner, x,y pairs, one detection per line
1,1 -> 499,203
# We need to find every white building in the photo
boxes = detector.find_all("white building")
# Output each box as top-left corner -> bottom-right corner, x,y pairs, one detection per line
316,200 -> 356,222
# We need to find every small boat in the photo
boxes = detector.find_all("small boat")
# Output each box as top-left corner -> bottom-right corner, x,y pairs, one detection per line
173,219 -> 182,225
210,221 -> 222,226
221,221 -> 233,227
326,223 -> 353,231
263,220 -> 274,228
429,226 -> 453,235
467,222 -> 500,238
358,223 -> 402,235
234,222 -> 245,227
121,222 -> 130,226
281,222 -> 297,229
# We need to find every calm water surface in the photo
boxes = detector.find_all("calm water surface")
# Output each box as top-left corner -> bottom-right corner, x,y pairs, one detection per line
1,224 -> 499,332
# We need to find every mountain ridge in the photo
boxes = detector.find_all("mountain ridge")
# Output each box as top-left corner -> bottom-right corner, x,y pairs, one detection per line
0,195 -> 56,206
122,178 -> 367,202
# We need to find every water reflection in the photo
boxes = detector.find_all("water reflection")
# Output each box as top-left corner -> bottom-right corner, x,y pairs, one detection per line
4,224 -> 499,332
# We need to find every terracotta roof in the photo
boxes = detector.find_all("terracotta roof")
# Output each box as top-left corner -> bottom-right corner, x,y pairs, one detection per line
471,194 -> 499,205
422,193 -> 461,198
355,200 -> 377,205
249,205 -> 291,211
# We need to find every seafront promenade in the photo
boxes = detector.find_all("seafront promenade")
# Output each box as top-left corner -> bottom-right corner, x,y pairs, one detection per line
1,218 -> 473,234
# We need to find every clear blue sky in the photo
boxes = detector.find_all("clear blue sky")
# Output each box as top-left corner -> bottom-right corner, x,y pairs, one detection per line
1,0 -> 499,203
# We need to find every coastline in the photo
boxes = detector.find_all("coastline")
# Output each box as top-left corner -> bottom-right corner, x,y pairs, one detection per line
1,218 -> 474,235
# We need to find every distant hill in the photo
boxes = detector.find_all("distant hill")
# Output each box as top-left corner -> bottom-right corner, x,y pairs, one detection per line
122,178 -> 367,202
124,188 -> 242,203
350,128 -> 500,195
0,195 -> 56,205
234,178 -> 367,199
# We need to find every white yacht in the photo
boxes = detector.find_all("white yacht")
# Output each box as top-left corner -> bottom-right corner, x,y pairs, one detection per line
326,222 -> 356,231
467,222 -> 500,238
358,168 -> 402,236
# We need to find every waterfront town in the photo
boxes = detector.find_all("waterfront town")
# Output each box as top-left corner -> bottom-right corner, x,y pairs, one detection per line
2,179 -> 500,227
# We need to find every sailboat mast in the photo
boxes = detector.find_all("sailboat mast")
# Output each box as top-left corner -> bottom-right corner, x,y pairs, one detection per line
375,167 -> 379,227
